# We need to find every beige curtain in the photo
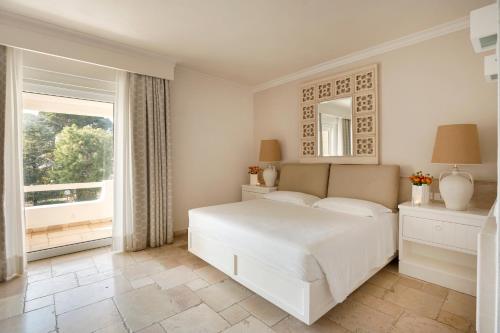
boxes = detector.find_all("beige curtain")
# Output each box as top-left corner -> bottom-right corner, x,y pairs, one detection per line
342,118 -> 351,155
0,46 -> 6,280
129,73 -> 173,250
0,46 -> 25,280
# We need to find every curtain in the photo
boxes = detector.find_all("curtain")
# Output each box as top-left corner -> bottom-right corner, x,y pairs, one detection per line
342,118 -> 351,155
113,72 -> 173,252
112,72 -> 134,252
0,46 -> 25,281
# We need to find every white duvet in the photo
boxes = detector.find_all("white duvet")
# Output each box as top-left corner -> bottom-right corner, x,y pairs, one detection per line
188,198 -> 397,303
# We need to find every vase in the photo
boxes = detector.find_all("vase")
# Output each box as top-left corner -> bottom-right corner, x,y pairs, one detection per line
249,174 -> 259,185
412,184 -> 430,206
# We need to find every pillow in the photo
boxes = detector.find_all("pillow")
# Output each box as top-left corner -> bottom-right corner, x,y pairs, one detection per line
312,197 -> 391,217
262,191 -> 321,207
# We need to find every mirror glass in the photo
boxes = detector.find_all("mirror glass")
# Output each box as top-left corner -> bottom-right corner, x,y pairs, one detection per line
317,97 -> 353,156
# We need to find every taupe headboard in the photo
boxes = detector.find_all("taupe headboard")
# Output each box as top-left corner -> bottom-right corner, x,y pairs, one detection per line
328,165 -> 400,210
278,163 -> 330,198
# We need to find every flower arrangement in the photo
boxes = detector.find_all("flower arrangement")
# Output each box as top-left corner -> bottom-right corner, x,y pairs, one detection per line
248,166 -> 262,175
409,171 -> 432,186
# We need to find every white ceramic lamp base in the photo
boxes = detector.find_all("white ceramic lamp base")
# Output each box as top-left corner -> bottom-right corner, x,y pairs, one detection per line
262,166 -> 277,187
439,167 -> 474,211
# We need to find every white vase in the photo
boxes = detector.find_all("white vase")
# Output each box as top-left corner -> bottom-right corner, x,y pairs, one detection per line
249,174 -> 259,185
262,165 -> 277,187
439,168 -> 474,211
412,184 -> 430,206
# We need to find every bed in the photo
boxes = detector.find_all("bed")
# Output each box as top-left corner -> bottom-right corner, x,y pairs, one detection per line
188,164 -> 400,324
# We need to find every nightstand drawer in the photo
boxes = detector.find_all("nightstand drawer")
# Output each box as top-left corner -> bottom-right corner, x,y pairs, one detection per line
242,191 -> 263,201
402,215 -> 480,253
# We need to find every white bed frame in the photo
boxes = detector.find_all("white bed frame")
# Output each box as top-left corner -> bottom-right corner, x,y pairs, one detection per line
188,228 -> 394,325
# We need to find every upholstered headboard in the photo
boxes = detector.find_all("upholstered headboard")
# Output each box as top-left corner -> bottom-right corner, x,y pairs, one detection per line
327,165 -> 400,210
278,163 -> 330,198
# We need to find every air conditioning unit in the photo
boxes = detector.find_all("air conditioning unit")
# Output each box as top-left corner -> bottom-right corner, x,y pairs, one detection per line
470,4 -> 497,53
484,54 -> 497,81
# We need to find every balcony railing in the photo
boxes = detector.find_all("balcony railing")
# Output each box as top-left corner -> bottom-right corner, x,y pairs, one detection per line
24,180 -> 113,230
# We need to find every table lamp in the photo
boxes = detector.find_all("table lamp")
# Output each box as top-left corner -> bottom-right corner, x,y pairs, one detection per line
259,139 -> 281,187
431,124 -> 481,210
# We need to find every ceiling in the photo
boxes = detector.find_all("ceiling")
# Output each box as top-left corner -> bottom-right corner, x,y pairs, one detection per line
0,0 -> 493,85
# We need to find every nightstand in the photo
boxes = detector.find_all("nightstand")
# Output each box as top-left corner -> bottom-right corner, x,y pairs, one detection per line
241,184 -> 277,201
398,201 -> 489,296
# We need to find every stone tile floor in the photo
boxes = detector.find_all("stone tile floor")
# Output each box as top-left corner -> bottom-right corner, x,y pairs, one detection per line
0,234 -> 476,333
26,220 -> 112,252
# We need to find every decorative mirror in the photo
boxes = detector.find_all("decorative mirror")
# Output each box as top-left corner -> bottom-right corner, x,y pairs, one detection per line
299,64 -> 378,164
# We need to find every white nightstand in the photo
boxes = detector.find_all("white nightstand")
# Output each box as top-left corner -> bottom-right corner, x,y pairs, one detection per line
241,184 -> 277,201
398,201 -> 489,296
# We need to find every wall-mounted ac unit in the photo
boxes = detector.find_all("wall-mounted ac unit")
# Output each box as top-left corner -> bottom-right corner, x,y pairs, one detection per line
484,55 -> 497,81
470,4 -> 497,53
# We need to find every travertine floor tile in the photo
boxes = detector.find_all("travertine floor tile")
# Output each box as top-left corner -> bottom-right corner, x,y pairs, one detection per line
75,267 -> 99,279
196,279 -> 252,312
52,257 -> 95,277
441,291 -> 476,322
354,282 -> 386,298
137,323 -> 166,333
77,269 -> 122,286
55,276 -> 132,314
0,304 -> 56,333
0,276 -> 27,300
6,238 -> 477,333
26,260 -> 51,277
24,295 -> 53,313
438,310 -> 472,332
130,250 -> 155,263
113,284 -> 180,332
176,253 -> 208,270
273,316 -> 349,333
327,299 -> 395,333
421,282 -> 449,299
396,276 -> 425,290
93,252 -> 135,272
350,292 -> 403,318
222,316 -> 275,333
122,260 -> 166,280
150,265 -> 198,290
392,312 -> 460,333
27,271 -> 52,284
195,265 -> 228,284
57,299 -> 122,333
94,321 -> 128,333
239,294 -> 287,326
367,270 -> 399,290
185,278 -> 209,291
131,276 -> 155,289
383,283 -> 443,319
165,285 -> 202,312
0,293 -> 24,320
161,303 -> 230,333
219,304 -> 250,325
26,273 -> 77,300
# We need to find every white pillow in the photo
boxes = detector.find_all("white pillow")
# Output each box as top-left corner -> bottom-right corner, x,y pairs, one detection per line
312,197 -> 391,217
262,191 -> 321,207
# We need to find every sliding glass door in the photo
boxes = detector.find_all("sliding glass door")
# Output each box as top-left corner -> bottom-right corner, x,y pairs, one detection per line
22,92 -> 114,260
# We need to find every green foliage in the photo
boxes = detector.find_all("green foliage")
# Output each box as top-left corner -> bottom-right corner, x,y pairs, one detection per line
50,124 -> 113,183
23,113 -> 55,186
41,113 -> 112,133
22,110 -> 113,205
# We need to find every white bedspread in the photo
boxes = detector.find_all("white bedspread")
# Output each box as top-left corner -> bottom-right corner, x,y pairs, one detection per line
188,198 -> 397,303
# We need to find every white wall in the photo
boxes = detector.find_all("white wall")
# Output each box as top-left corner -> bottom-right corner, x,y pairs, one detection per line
254,30 -> 498,182
171,67 -> 254,231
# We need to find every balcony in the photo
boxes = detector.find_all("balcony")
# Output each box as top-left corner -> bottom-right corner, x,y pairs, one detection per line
25,180 -> 113,251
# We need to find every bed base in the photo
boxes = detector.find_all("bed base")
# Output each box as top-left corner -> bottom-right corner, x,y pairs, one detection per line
188,228 -> 394,325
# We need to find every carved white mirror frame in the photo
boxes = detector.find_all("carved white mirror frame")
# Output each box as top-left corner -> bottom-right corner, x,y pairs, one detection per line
299,64 -> 378,164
